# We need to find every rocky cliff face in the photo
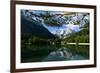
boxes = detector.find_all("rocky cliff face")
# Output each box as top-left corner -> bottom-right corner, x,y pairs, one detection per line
21,10 -> 89,39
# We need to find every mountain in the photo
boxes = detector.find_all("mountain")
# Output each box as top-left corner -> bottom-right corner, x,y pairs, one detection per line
21,10 -> 89,39
21,14 -> 56,39
64,28 -> 89,43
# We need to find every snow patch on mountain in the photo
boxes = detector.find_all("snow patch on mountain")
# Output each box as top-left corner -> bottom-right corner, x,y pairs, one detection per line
21,10 -> 89,39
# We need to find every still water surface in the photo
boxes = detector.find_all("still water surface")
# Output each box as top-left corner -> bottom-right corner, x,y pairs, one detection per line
21,45 -> 89,63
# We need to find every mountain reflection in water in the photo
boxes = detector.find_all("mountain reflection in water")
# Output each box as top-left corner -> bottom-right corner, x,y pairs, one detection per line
43,47 -> 84,61
21,45 -> 89,63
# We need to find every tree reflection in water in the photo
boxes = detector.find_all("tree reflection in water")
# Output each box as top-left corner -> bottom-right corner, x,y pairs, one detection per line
21,45 -> 89,63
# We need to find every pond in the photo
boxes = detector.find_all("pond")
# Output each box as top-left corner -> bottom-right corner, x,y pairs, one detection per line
21,45 -> 89,63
